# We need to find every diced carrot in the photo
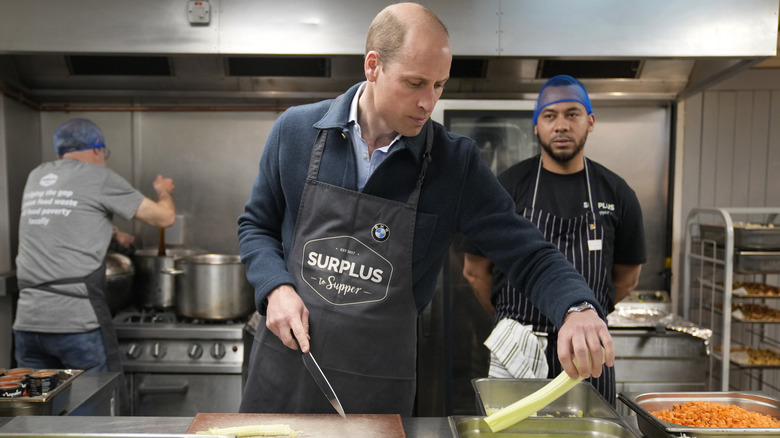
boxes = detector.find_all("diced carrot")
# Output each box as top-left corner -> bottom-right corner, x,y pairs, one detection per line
652,400 -> 780,428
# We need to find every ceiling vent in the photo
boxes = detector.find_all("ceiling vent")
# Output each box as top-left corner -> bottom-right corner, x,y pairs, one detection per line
227,56 -> 330,77
67,55 -> 172,76
450,58 -> 488,78
538,60 -> 642,79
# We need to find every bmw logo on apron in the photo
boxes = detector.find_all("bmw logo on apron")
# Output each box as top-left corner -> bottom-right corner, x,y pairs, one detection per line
371,223 -> 390,242
301,236 -> 393,305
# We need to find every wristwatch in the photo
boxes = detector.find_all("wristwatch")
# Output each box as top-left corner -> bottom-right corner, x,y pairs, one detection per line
567,301 -> 596,314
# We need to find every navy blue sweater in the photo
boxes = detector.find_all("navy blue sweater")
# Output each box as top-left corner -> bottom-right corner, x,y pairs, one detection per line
237,83 -> 603,328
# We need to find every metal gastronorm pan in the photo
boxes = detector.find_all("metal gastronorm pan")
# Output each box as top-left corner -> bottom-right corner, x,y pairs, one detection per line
618,391 -> 780,438
473,378 -> 620,418
0,369 -> 83,416
700,224 -> 780,250
449,416 -> 639,438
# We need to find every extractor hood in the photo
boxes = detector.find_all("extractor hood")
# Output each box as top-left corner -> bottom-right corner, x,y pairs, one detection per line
0,0 -> 777,108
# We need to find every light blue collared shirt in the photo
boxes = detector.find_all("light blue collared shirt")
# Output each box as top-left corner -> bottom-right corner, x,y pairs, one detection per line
349,83 -> 402,191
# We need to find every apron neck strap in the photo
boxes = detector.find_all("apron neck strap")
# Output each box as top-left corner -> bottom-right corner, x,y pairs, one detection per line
531,156 -> 598,231
307,120 -> 433,208
307,129 -> 329,181
405,120 -> 433,207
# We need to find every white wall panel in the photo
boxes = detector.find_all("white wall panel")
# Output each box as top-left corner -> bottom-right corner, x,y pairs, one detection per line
714,92 -> 737,206
748,92 -> 771,213
698,92 -> 720,207
676,68 -> 780,398
768,90 -> 780,207
731,92 -> 752,209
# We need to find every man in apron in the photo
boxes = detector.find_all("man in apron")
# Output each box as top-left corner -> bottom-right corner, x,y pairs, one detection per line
239,5 -> 617,416
13,117 -> 177,374
462,75 -> 647,405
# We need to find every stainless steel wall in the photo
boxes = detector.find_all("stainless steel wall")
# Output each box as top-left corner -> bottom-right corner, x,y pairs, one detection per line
0,96 -> 41,368
1,0 -> 776,58
35,111 -> 281,254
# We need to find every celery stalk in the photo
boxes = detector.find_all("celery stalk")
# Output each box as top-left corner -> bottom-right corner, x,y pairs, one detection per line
195,424 -> 298,437
483,371 -> 584,432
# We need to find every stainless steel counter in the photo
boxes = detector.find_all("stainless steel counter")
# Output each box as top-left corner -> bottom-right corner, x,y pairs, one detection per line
0,415 -> 645,437
0,372 -> 643,437
64,372 -> 122,416
0,372 -> 121,418
0,415 -> 451,437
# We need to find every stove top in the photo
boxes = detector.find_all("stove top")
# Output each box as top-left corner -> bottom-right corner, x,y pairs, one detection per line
114,308 -> 250,326
113,307 -> 250,373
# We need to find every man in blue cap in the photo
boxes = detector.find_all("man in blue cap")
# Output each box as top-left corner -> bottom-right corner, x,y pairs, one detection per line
13,117 -> 177,373
462,75 -> 646,405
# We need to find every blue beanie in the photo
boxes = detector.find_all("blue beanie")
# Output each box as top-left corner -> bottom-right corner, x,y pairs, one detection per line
532,75 -> 593,125
53,118 -> 105,156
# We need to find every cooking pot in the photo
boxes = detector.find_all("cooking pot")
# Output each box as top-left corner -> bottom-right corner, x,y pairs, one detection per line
132,247 -> 205,309
169,254 -> 254,320
104,251 -> 134,315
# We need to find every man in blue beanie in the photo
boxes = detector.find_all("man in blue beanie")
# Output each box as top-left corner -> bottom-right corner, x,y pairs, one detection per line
462,75 -> 646,405
13,117 -> 177,373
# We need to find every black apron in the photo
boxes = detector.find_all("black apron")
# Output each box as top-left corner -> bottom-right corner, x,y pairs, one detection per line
241,122 -> 433,416
18,264 -> 122,372
519,156 -> 615,405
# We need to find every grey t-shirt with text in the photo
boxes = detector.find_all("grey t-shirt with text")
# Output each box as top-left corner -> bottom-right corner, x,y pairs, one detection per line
14,158 -> 144,333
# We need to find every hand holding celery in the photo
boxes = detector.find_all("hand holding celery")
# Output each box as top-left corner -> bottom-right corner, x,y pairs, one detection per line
483,348 -> 605,432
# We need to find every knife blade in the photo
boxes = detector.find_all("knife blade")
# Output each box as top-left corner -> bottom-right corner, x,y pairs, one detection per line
301,349 -> 347,418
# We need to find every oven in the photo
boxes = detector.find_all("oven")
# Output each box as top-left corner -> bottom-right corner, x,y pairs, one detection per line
114,309 -> 247,416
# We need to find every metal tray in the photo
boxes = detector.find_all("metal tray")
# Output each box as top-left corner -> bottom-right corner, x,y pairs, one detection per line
728,348 -> 780,369
699,245 -> 780,273
734,251 -> 780,273
472,378 -> 619,418
0,369 -> 83,416
618,391 -> 780,438
449,416 -> 639,437
700,224 -> 780,250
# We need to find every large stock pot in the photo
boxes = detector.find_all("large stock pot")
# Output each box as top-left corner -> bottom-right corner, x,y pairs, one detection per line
169,254 -> 254,320
132,247 -> 205,309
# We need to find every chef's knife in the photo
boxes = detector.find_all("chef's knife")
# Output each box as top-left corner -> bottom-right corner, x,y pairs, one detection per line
295,335 -> 346,418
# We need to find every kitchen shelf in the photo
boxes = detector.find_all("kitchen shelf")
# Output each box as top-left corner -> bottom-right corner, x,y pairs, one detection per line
697,303 -> 780,324
683,207 -> 780,392
693,278 -> 780,299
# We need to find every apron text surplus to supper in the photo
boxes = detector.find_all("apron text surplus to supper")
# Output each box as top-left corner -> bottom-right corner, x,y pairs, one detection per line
241,122 -> 433,416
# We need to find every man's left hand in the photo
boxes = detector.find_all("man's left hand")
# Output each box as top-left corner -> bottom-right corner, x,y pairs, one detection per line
556,309 -> 614,379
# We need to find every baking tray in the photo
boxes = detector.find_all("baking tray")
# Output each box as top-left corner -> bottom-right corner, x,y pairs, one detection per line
700,224 -> 780,250
449,416 -> 639,438
728,347 -> 780,369
472,378 -> 619,418
0,369 -> 83,416
731,304 -> 780,323
700,245 -> 780,273
618,391 -> 780,438
734,251 -> 780,273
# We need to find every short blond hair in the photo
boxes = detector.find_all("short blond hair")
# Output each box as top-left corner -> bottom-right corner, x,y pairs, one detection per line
365,2 -> 448,67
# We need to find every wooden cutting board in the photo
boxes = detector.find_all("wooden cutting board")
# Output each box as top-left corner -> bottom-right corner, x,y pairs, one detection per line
186,413 -> 406,437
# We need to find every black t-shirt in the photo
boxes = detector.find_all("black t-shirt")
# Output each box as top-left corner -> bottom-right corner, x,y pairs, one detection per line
464,155 -> 646,321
